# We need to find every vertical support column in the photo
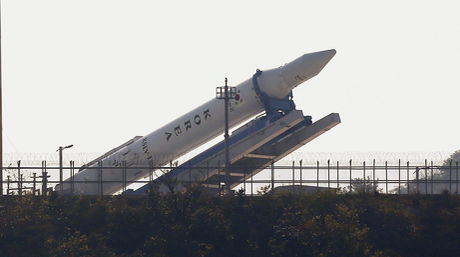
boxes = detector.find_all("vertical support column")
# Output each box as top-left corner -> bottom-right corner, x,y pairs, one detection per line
300,160 -> 303,187
372,159 -> 376,189
122,161 -> 127,193
0,1 -> 3,196
406,161 -> 410,194
6,175 -> 10,195
363,161 -> 366,193
292,161 -> 295,186
59,147 -> 63,192
316,161 -> 320,191
271,160 -> 275,191
70,161 -> 75,196
349,159 -> 352,192
456,161 -> 459,195
336,161 -> 339,189
250,167 -> 253,196
449,160 -> 452,193
41,161 -> 48,196
17,161 -> 22,196
32,173 -> 37,196
327,159 -> 330,189
223,78 -> 231,195
425,159 -> 428,195
398,159 -> 401,195
98,161 -> 103,196
385,161 -> 388,194
430,161 -> 434,195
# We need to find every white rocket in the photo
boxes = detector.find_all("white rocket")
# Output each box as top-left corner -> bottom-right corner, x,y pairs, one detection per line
61,49 -> 337,195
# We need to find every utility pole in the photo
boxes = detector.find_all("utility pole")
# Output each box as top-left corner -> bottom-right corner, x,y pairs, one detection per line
57,144 -> 73,192
216,78 -> 236,194
39,161 -> 50,196
0,0 -> 4,196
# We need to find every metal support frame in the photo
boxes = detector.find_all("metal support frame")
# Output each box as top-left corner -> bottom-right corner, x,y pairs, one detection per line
216,78 -> 237,195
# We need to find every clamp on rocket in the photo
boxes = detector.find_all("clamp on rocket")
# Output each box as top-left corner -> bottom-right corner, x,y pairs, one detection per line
59,49 -> 338,195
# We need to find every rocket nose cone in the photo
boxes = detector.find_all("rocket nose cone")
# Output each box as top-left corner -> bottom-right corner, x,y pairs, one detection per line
280,49 -> 336,89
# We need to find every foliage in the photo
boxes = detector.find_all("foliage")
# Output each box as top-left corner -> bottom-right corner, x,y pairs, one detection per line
0,189 -> 460,257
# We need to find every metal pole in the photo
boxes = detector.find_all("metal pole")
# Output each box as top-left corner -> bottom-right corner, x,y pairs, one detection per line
327,159 -> 330,189
449,159 -> 452,193
372,159 -> 376,189
317,161 -> 320,191
407,161 -> 410,194
292,161 -> 295,186
70,161 -> 75,195
398,159 -> 401,195
0,0 -> 3,196
32,173 -> 37,196
59,147 -> 63,192
456,161 -> 459,195
224,78 -> 231,194
122,161 -> 127,193
385,161 -> 388,194
271,160 -> 274,190
425,159 -> 428,195
336,161 -> 339,189
98,161 -> 103,196
430,161 -> 434,194
41,161 -> 48,196
300,160 -> 303,187
6,175 -> 9,195
363,161 -> 366,193
17,161 -> 21,196
349,159 -> 352,192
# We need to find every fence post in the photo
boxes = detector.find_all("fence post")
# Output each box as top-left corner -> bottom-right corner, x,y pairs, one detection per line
70,161 -> 75,196
17,161 -> 22,196
349,159 -> 352,193
372,159 -> 376,189
327,159 -> 330,189
406,161 -> 410,194
398,159 -> 401,195
415,167 -> 420,194
271,160 -> 275,190
385,161 -> 388,194
449,159 -> 452,193
32,173 -> 37,196
425,159 -> 428,195
292,161 -> 295,186
430,161 -> 434,194
250,165 -> 254,196
40,161 -> 49,196
6,175 -> 10,195
299,160 -> 303,187
98,161 -> 103,196
336,161 -> 339,189
363,161 -> 366,193
456,161 -> 459,195
316,161 -> 320,191
122,161 -> 127,193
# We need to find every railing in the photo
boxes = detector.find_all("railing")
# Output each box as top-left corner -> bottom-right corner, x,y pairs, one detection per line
0,159 -> 459,196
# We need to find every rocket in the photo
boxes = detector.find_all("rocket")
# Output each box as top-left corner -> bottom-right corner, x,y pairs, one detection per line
60,49 -> 337,195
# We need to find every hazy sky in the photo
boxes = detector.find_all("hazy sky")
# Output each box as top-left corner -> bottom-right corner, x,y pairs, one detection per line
3,0 -> 460,156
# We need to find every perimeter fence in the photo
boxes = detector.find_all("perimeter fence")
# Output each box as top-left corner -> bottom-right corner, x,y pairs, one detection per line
0,159 -> 459,196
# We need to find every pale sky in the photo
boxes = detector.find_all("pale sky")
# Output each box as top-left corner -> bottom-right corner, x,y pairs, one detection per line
2,0 -> 460,158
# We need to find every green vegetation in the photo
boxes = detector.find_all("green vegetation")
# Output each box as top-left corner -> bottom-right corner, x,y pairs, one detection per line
1,189 -> 459,257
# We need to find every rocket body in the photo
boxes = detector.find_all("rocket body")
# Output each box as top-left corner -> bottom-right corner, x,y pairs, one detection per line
62,49 -> 336,195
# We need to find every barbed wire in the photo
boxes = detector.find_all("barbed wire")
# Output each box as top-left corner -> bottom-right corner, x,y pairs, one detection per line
3,151 -> 452,166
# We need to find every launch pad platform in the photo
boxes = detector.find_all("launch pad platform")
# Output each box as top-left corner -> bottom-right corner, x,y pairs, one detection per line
130,111 -> 340,195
